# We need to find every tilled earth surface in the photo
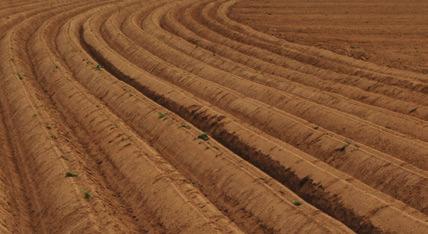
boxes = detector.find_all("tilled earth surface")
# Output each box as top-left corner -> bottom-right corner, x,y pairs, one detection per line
230,0 -> 428,74
0,0 -> 427,233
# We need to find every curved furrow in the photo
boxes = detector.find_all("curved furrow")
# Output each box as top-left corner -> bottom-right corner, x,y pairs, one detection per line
136,1 -> 428,144
180,0 -> 428,107
203,0 -> 428,98
28,2 -> 242,233
0,1 -> 107,232
57,2 -> 322,233
118,0 -> 425,174
78,3 -> 428,233
0,3 -> 65,233
0,1 -> 44,18
27,2 -> 156,232
207,0 -> 428,92
160,2 -> 428,121
224,0 -> 428,84
94,0 -> 428,216
1,1 -> 427,232
120,1 -> 428,171
0,1 -> 81,40
0,1 -> 43,13
70,3 -> 353,233
0,103 -> 33,233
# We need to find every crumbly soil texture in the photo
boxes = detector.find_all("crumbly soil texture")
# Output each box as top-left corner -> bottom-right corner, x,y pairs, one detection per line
0,0 -> 427,233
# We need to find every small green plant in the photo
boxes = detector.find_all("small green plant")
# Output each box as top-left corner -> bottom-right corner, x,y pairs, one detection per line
179,123 -> 191,129
336,144 -> 347,152
95,64 -> 103,71
197,133 -> 209,141
158,112 -> 167,120
336,141 -> 351,153
65,171 -> 78,178
292,200 -> 302,206
83,191 -> 92,200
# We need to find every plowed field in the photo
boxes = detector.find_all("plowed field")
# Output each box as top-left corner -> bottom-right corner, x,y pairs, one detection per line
0,0 -> 427,233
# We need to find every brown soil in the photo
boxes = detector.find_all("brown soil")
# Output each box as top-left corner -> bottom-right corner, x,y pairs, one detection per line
0,0 -> 427,233
230,0 -> 428,74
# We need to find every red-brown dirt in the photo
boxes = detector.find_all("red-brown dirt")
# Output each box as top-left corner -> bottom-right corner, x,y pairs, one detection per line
230,0 -> 428,74
0,0 -> 427,233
